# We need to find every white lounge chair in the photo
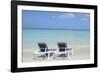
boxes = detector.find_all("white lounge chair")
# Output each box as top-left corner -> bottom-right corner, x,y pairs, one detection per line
54,42 -> 73,60
33,43 -> 48,60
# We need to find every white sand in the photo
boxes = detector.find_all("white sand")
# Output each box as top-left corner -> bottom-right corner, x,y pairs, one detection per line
22,47 -> 90,62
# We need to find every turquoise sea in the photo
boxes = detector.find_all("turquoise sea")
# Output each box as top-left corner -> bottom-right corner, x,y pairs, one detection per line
22,29 -> 90,50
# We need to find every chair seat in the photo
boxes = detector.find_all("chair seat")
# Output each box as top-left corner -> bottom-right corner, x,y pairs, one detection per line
57,53 -> 67,57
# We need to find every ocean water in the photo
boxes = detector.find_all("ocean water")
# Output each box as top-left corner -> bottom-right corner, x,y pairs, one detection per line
22,29 -> 90,49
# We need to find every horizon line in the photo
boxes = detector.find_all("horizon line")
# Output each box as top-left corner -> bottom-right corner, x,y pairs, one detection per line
22,28 -> 90,31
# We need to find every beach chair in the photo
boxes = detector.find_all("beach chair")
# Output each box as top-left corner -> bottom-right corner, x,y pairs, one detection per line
33,43 -> 48,60
55,42 -> 72,59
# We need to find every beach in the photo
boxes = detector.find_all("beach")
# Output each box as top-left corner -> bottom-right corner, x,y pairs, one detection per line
23,46 -> 90,62
22,29 -> 90,62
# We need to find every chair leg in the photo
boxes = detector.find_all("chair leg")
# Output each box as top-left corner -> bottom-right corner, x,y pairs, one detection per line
42,54 -> 46,60
33,53 -> 36,60
63,57 -> 65,60
53,53 -> 56,59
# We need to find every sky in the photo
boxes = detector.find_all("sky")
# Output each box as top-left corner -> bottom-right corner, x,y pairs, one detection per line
22,10 -> 90,30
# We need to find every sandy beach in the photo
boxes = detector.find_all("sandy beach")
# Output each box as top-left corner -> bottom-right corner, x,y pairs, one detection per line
22,46 -> 90,62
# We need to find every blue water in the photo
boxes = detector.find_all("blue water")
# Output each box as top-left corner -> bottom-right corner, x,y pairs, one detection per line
22,29 -> 90,49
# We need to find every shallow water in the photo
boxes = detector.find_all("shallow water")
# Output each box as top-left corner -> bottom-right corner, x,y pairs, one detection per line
22,29 -> 90,49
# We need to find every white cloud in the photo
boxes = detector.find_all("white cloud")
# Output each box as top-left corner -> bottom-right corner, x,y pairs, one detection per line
51,13 -> 75,19
84,14 -> 90,17
81,17 -> 88,21
58,13 -> 75,19
81,14 -> 90,21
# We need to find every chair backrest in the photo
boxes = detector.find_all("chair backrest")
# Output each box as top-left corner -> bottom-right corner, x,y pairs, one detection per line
57,42 -> 67,52
38,43 -> 48,52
